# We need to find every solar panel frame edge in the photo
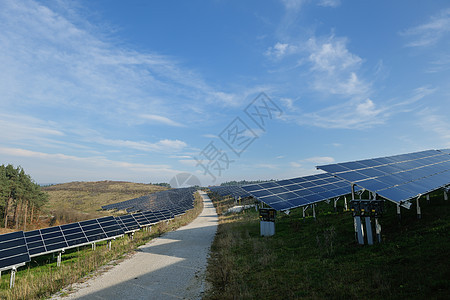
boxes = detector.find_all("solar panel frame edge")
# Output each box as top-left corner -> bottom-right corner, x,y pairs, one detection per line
0,231 -> 31,271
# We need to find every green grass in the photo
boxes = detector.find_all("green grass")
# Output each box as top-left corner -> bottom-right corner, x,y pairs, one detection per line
205,191 -> 450,299
0,192 -> 203,300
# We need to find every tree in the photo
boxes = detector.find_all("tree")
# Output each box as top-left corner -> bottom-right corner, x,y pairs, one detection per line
0,164 -> 48,229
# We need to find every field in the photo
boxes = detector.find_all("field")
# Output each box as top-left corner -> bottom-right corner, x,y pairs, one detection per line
0,181 -> 201,300
204,191 -> 450,299
41,181 -> 168,226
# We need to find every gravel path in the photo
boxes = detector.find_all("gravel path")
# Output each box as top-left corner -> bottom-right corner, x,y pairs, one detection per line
53,191 -> 218,300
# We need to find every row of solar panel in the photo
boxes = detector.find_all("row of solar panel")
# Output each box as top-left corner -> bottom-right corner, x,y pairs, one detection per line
242,173 -> 354,211
102,187 -> 196,213
242,149 -> 450,211
0,205 -> 191,272
208,185 -> 251,198
318,149 -> 450,205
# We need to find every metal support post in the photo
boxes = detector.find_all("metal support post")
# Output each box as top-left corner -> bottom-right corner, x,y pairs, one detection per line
351,184 -> 355,201
57,252 -> 62,267
365,217 -> 373,245
302,206 -> 308,222
355,216 -> 364,245
397,204 -> 401,221
10,267 -> 16,289
108,240 -> 112,251
0,270 -> 2,279
344,196 -> 348,211
333,198 -> 338,212
445,190 -> 448,201
375,218 -> 381,243
312,204 -> 316,220
416,197 -> 421,219
426,194 -> 430,203
92,243 -> 96,251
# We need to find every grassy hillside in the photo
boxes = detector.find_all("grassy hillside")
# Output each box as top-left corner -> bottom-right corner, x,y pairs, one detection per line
41,181 -> 168,225
205,191 -> 449,299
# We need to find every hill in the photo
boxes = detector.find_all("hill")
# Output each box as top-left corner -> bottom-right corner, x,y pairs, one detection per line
41,181 -> 168,225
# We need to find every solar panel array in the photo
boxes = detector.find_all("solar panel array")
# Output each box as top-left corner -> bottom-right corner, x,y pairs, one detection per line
317,150 -> 450,206
102,187 -> 196,213
208,185 -> 251,198
24,216 -> 124,257
242,173 -> 353,211
0,187 -> 199,275
0,231 -> 30,271
439,148 -> 450,154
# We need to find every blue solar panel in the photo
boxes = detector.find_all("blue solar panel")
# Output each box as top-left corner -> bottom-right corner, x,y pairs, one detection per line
40,226 -> 68,252
60,223 -> 88,247
115,215 -> 140,233
78,219 -> 109,243
242,173 -> 352,211
0,231 -> 30,271
24,230 -> 46,257
317,149 -> 450,206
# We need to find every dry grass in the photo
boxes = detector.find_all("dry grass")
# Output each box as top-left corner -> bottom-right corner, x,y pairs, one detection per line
40,181 -> 168,226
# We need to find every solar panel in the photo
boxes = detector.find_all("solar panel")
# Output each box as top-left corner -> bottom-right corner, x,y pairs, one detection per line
142,211 -> 160,224
132,212 -> 151,227
209,185 -> 251,198
96,216 -> 124,239
60,222 -> 89,247
24,230 -> 46,256
40,226 -> 68,252
242,173 -> 352,211
115,215 -> 140,233
439,149 -> 450,154
0,231 -> 30,271
80,219 -> 110,242
317,149 -> 450,206
102,187 -> 197,213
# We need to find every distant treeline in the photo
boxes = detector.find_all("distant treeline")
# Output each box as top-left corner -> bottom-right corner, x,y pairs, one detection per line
151,182 -> 171,188
0,164 -> 48,230
220,179 -> 274,186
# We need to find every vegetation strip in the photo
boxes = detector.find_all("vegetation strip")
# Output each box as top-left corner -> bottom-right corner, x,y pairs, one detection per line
204,191 -> 449,299
0,192 -> 203,300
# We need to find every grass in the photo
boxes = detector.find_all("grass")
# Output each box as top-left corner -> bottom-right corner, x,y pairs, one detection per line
0,192 -> 203,300
204,191 -> 450,299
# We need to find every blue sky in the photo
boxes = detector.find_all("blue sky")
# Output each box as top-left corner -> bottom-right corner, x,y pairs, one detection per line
1,0 -> 449,186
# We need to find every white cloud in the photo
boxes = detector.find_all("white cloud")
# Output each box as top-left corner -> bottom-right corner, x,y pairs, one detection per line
265,42 -> 298,59
255,163 -> 279,169
290,161 -> 302,168
96,138 -> 187,153
0,146 -> 181,183
317,0 -> 341,8
401,8 -> 450,47
303,156 -> 335,164
418,109 -> 450,147
178,159 -> 198,167
0,0 -> 241,130
140,114 -> 184,127
281,0 -> 305,11
307,36 -> 369,97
